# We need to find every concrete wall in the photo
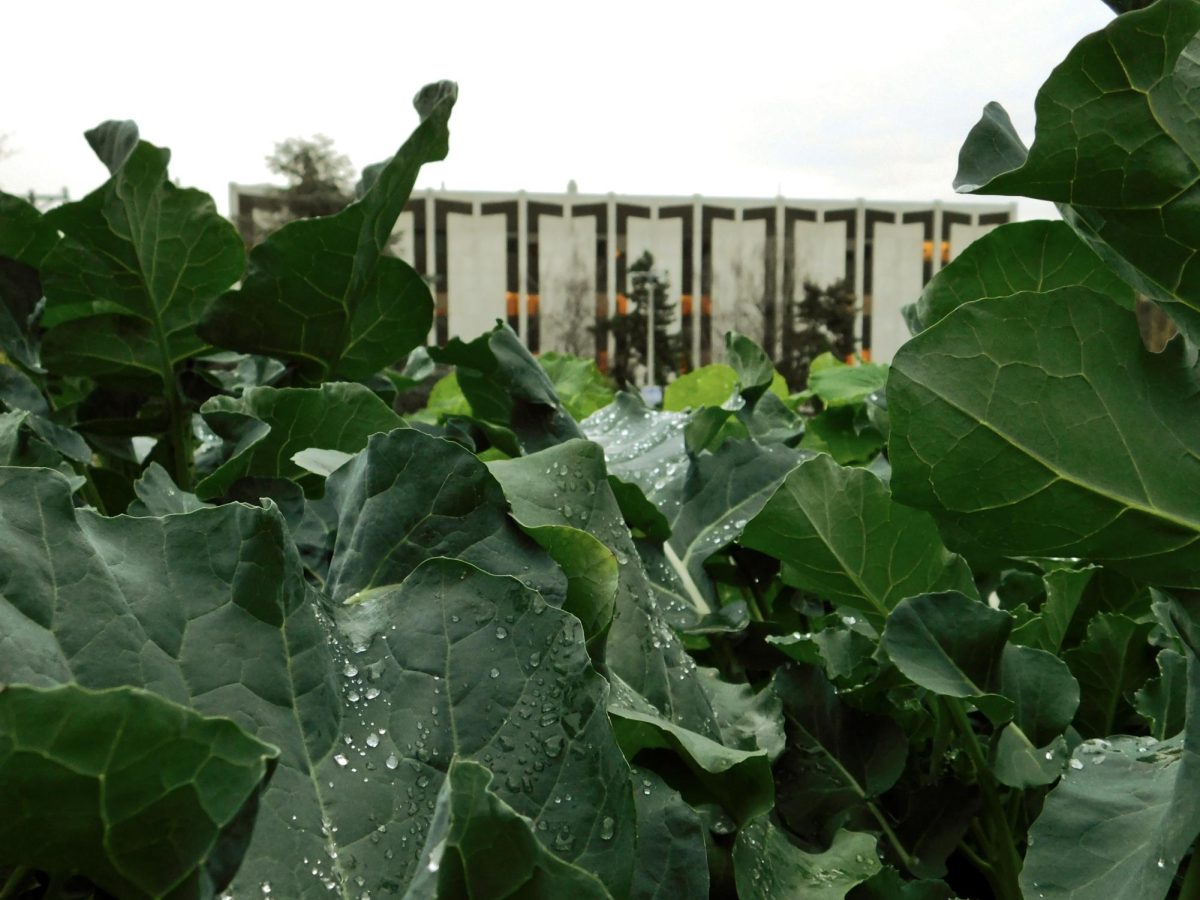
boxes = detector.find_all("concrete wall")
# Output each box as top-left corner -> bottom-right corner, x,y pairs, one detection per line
231,184 -> 1014,378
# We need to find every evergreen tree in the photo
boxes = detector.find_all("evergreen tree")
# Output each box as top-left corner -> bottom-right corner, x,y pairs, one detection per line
598,251 -> 681,389
265,134 -> 354,220
778,278 -> 857,389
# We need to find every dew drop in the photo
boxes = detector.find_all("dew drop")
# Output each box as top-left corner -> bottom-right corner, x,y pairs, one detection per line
334,754 -> 349,767
496,626 -> 508,640
490,667 -> 500,679
385,754 -> 399,770
554,827 -> 575,851
366,733 -> 380,748
343,663 -> 358,678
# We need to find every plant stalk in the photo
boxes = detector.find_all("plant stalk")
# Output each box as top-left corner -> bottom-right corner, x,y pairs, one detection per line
0,866 -> 32,900
74,463 -> 107,515
864,801 -> 917,874
164,378 -> 192,492
957,835 -> 994,876
943,698 -> 1023,900
784,711 -> 916,874
1180,841 -> 1200,900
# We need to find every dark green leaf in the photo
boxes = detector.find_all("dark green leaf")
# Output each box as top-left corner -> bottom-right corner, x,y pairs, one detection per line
403,758 -> 614,900
628,767 -> 709,900
0,683 -> 277,900
515,524 -> 618,652
0,464 -> 636,897
882,592 -> 1014,723
799,407 -> 885,465
608,675 -> 775,824
330,558 -> 636,898
1010,566 -> 1096,654
430,324 -> 583,453
683,405 -> 734,455
0,410 -> 85,487
954,2 -> 1200,340
85,119 -> 139,173
197,352 -> 287,396
909,220 -> 1134,333
1001,644 -> 1080,745
889,288 -> 1200,585
735,390 -> 805,446
767,623 -> 877,684
991,645 -> 1080,788
0,191 -> 57,371
1021,732 -> 1200,900
725,331 -> 776,404
607,475 -> 672,541
696,666 -> 785,762
583,394 -> 687,500
323,428 -> 566,607
1137,649 -> 1188,740
0,363 -> 47,415
743,455 -> 977,627
484,438 -> 723,735
39,126 -> 244,389
885,780 -> 979,881
195,383 -> 404,500
1099,0 -> 1155,13
128,462 -> 210,515
773,666 -> 907,845
733,816 -> 881,900
200,84 -> 454,382
662,440 -> 806,614
1065,613 -> 1155,737
848,867 -> 954,900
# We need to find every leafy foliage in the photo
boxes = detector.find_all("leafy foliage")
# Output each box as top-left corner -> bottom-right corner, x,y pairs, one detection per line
5,12 -> 1200,895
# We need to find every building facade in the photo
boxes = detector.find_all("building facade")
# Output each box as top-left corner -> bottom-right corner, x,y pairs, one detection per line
231,185 -> 1015,377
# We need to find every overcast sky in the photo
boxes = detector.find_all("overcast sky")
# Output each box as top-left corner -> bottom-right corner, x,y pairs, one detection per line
2,1 -> 1113,219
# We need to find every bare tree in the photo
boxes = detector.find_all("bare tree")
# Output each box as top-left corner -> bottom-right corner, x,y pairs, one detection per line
725,241 -> 767,342
541,244 -> 594,357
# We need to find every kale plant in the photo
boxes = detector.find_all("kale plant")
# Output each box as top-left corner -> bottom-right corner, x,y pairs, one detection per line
2,3 -> 1200,896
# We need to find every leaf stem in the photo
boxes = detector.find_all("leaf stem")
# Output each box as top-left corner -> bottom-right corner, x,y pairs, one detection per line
662,541 -> 713,615
864,800 -> 917,874
958,835 -> 994,876
783,709 -> 916,874
1180,841 -> 1200,900
731,553 -> 767,621
74,464 -> 107,515
943,697 -> 1023,900
0,866 -> 32,900
164,378 -> 192,492
712,636 -> 746,682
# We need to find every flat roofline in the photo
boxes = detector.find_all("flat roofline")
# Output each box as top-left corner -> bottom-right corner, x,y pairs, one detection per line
229,182 -> 1013,211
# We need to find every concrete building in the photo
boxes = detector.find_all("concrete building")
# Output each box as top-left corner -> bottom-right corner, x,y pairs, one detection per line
231,184 -> 1015,378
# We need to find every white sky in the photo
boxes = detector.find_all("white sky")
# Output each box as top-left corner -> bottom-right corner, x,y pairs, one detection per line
1,1 -> 1113,219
